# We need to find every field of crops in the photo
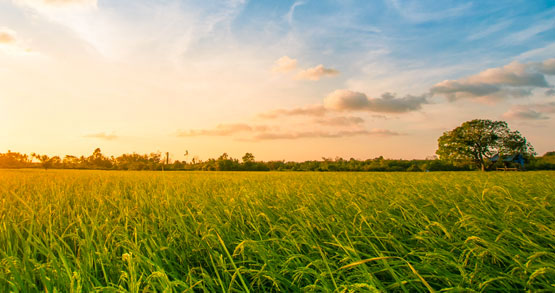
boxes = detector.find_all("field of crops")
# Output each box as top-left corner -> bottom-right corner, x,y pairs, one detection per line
0,170 -> 553,292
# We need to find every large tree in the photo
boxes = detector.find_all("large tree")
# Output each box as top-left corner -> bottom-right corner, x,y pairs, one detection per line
436,119 -> 535,171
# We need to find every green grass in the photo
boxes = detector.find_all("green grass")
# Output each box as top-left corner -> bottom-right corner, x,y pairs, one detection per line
0,170 -> 553,292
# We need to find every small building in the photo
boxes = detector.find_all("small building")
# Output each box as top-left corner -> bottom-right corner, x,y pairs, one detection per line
490,153 -> 525,171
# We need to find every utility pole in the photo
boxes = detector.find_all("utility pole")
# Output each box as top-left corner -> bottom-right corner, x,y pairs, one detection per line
166,152 -> 169,165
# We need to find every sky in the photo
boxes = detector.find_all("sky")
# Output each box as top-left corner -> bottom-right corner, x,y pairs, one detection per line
0,0 -> 554,162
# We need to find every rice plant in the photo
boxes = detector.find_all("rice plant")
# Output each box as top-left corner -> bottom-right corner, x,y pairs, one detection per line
0,170 -> 553,291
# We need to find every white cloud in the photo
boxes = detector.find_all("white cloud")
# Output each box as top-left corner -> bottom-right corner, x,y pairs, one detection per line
11,0 -> 246,61
467,61 -> 548,87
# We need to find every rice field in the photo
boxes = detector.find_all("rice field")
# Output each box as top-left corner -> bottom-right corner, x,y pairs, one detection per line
0,169 -> 553,292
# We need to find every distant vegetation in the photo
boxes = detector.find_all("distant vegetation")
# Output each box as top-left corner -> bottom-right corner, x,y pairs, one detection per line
3,119 -> 548,171
1,148 -> 554,171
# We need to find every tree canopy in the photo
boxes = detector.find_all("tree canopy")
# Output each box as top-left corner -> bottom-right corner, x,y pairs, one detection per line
436,119 -> 535,171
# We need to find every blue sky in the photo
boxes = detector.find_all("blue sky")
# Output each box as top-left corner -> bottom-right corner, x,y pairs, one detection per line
0,0 -> 554,160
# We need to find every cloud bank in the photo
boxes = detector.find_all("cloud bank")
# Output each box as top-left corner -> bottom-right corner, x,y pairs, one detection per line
324,90 -> 429,113
532,58 -> 555,75
259,58 -> 554,129
431,60 -> 553,101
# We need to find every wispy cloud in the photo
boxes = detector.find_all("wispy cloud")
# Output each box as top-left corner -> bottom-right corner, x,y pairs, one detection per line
84,132 -> 118,140
258,105 -> 327,119
314,116 -> 364,126
387,0 -> 472,23
44,0 -> 96,6
0,29 -> 16,44
295,64 -> 339,81
177,123 -> 266,137
15,0 -> 98,9
0,27 -> 35,55
272,56 -> 339,81
466,20 -> 512,41
502,101 -> 555,120
177,121 -> 400,141
502,107 -> 548,120
516,43 -> 555,61
285,1 -> 305,25
272,56 -> 298,73
12,0 -> 246,60
251,128 -> 400,141
502,19 -> 554,44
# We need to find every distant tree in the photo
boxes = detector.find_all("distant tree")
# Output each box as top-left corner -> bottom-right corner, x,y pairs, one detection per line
216,153 -> 240,171
62,155 -> 80,169
88,148 -> 113,169
0,151 -> 30,168
242,153 -> 255,164
31,153 -> 60,170
436,119 -> 535,171
241,153 -> 255,170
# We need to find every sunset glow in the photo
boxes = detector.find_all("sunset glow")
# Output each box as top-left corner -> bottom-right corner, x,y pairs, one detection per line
1,0 -> 554,161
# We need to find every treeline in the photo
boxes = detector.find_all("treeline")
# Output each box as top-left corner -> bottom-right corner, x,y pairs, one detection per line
1,148 -> 554,171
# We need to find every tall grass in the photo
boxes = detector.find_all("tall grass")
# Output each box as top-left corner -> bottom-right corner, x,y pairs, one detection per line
0,170 -> 553,291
